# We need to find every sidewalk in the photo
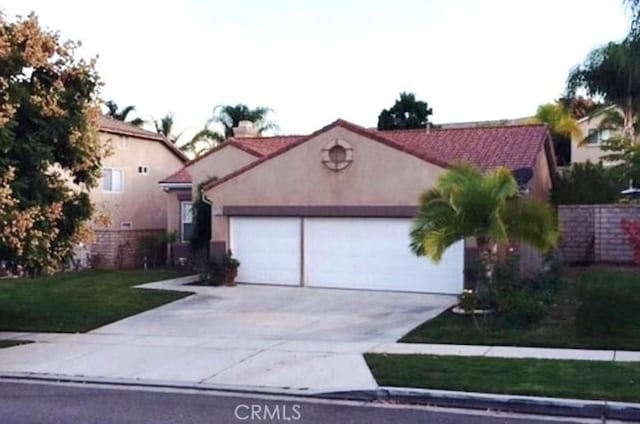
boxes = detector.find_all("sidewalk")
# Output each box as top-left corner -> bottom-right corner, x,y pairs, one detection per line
370,342 -> 640,361
3,331 -> 640,362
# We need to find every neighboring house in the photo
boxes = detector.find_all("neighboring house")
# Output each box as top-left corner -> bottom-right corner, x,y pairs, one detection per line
571,106 -> 618,165
161,119 -> 555,295
90,116 -> 187,268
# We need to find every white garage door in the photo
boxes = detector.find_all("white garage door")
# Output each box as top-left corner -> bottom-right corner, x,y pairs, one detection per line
304,218 -> 463,294
230,217 -> 301,286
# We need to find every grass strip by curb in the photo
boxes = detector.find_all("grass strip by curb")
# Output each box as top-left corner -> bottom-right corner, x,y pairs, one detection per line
365,353 -> 640,403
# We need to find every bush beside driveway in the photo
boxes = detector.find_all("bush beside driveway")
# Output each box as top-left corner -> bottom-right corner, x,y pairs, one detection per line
401,269 -> 640,351
0,270 -> 191,333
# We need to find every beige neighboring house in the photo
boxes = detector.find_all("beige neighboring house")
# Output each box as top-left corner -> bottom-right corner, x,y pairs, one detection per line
161,119 -> 555,295
90,116 -> 187,268
571,106 -> 618,165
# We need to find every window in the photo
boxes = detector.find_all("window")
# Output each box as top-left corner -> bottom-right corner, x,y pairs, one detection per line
181,201 -> 194,242
137,165 -> 149,175
120,222 -> 132,230
586,128 -> 614,144
102,168 -> 123,192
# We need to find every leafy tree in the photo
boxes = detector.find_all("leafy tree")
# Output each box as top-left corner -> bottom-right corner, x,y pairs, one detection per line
377,92 -> 433,131
601,135 -> 640,186
410,164 -> 558,300
551,161 -> 622,205
0,13 -> 105,274
529,102 -> 582,165
567,36 -> 640,140
104,100 -> 144,127
557,96 -> 603,120
211,104 -> 278,138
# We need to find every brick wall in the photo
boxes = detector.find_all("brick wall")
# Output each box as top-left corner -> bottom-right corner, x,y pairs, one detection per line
91,229 -> 166,269
558,205 -> 596,264
559,205 -> 640,264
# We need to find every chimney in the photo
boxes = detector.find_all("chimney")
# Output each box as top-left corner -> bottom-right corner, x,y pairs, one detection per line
232,120 -> 259,138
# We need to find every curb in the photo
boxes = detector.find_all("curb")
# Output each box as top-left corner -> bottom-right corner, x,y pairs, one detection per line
2,373 -> 639,421
323,387 -> 640,422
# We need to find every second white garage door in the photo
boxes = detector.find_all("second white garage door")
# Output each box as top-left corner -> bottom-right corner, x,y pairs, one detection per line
304,218 -> 463,294
229,217 -> 463,294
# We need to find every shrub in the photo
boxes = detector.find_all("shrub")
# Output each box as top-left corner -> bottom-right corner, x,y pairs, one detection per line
576,272 -> 640,336
500,292 -> 546,328
198,258 -> 225,286
551,161 -> 622,205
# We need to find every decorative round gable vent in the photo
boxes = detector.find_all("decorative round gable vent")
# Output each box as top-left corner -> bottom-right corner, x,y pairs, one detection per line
322,139 -> 353,171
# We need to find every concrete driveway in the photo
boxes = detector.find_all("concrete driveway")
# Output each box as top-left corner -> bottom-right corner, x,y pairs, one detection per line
0,276 -> 456,392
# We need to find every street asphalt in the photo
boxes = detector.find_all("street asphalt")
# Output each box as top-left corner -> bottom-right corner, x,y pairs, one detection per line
0,380 -> 595,424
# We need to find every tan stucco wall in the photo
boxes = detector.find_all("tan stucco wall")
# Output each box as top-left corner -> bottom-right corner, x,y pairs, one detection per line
165,145 -> 257,239
92,132 -> 184,230
531,147 -> 553,201
205,126 -> 447,245
187,146 -> 257,194
572,113 -> 608,164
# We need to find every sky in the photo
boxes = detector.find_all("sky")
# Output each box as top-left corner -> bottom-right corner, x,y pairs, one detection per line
1,0 -> 633,139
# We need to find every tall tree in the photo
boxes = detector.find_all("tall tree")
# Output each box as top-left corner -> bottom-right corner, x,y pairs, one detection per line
153,113 -> 184,144
0,13 -> 105,274
211,104 -> 278,138
529,102 -> 582,165
104,100 -> 145,127
567,36 -> 640,140
377,92 -> 433,131
410,164 -> 557,299
179,125 -> 223,157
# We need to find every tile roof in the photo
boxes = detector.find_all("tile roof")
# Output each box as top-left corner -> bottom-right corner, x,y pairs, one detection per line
98,116 -> 188,162
160,119 -> 552,188
160,135 -> 304,184
202,119 -> 552,192
377,124 -> 549,171
159,167 -> 192,184
230,135 -> 305,157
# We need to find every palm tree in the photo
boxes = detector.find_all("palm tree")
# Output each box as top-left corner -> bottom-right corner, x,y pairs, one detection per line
104,100 -> 145,127
410,164 -> 558,297
153,113 -> 184,144
179,125 -> 223,157
211,104 -> 278,138
567,37 -> 640,140
529,102 -> 582,165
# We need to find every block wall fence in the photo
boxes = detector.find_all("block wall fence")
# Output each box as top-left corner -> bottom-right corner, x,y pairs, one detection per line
558,205 -> 640,264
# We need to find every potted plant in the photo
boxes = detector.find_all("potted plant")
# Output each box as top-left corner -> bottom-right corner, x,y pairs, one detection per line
223,250 -> 240,286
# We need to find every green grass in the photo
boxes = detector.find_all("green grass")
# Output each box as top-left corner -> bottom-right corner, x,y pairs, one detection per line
0,270 -> 191,333
401,269 -> 640,350
365,354 -> 640,402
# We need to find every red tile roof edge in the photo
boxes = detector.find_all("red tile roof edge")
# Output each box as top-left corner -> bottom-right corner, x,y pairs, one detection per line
201,119 -> 455,192
99,117 -> 188,163
200,119 -> 553,193
159,167 -> 192,184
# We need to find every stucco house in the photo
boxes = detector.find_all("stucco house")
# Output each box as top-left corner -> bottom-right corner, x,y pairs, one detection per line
571,106 -> 618,165
89,116 -> 187,268
160,119 -> 555,295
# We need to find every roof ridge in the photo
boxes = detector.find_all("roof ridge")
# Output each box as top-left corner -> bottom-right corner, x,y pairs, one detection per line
377,122 -> 546,133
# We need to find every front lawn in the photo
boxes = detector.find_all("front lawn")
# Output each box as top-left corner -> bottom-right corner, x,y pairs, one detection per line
402,269 -> 640,351
365,354 -> 640,402
0,270 -> 191,333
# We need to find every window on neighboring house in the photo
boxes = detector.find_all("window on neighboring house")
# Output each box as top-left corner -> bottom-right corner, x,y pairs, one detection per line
137,165 -> 149,175
120,222 -> 132,230
181,201 -> 194,242
586,128 -> 613,144
102,168 -> 123,192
